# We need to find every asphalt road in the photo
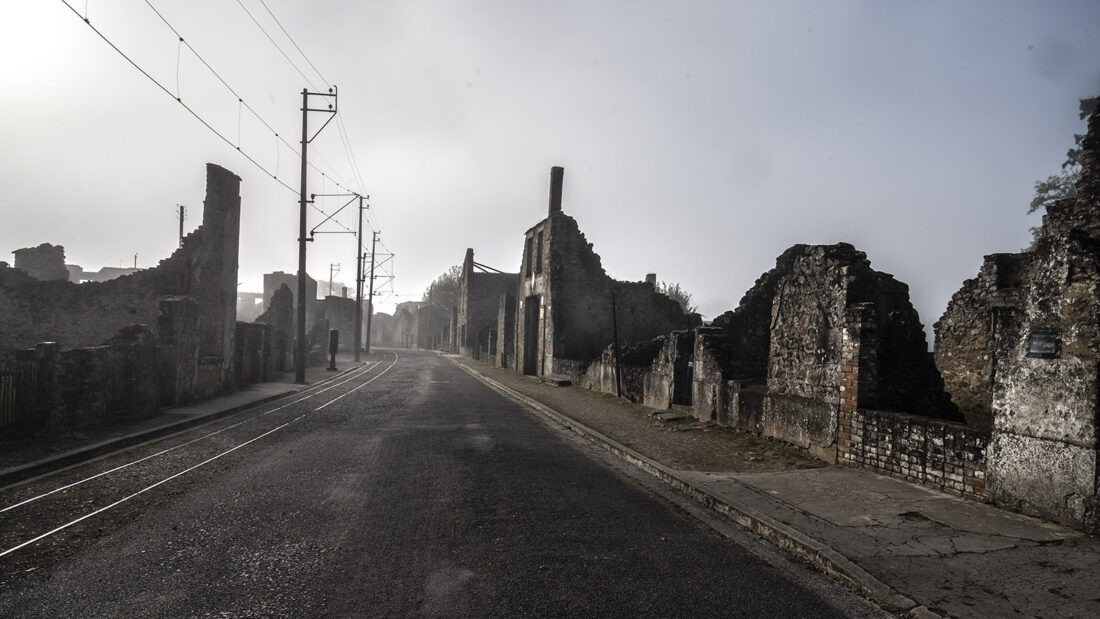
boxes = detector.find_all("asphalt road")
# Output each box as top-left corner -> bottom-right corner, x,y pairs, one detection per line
0,350 -> 881,617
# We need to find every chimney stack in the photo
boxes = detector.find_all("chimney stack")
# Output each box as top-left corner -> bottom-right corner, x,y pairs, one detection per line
548,166 -> 564,216
645,273 -> 657,287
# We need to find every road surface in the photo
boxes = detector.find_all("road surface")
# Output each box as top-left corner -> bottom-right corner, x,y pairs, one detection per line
0,350 -> 883,617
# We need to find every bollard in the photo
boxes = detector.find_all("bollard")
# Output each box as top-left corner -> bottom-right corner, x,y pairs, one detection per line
327,329 -> 339,371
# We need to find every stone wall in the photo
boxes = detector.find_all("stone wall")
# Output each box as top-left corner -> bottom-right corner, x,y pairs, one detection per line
515,167 -> 699,379
0,163 -> 242,405
934,253 -> 1026,427
457,248 -> 518,360
322,295 -> 357,352
495,294 -> 516,369
12,243 -> 69,281
263,270 -> 317,332
988,232 -> 1099,531
689,244 -> 957,461
839,303 -> 989,498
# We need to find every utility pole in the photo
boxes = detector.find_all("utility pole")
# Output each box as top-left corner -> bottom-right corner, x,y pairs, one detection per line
295,86 -> 338,384
365,231 -> 378,356
177,204 -> 186,247
354,195 -> 364,362
329,263 -> 340,297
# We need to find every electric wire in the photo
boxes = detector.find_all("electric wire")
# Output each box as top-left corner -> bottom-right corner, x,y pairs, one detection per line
234,0 -> 370,207
59,0 -> 298,194
143,0 -> 360,198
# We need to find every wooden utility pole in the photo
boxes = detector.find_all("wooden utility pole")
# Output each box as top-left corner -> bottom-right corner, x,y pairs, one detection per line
365,231 -> 378,355
354,195 -> 364,362
295,88 -> 309,384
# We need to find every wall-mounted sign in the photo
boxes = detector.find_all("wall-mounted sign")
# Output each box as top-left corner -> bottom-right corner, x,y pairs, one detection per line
1026,329 -> 1061,359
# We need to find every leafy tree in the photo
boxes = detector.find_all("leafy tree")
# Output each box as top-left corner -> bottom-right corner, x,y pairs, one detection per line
1026,95 -> 1099,247
657,280 -> 696,314
423,265 -> 461,309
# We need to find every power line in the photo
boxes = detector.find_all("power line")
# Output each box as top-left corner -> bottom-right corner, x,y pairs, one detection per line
233,0 -> 320,92
257,0 -> 329,86
235,0 -> 370,203
59,0 -> 297,194
60,0 -> 361,231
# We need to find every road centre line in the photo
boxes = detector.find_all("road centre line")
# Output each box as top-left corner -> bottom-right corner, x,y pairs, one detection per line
1,359 -> 382,514
0,352 -> 398,559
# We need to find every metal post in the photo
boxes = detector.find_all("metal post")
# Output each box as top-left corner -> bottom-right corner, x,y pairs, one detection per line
353,195 -> 364,362
365,232 -> 377,355
295,88 -> 309,384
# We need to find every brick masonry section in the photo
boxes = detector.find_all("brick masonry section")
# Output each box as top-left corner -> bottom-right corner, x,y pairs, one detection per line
837,407 -> 989,499
840,302 -> 989,499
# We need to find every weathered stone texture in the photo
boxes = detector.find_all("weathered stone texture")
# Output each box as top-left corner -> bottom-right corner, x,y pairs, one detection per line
692,243 -> 957,460
516,205 -> 699,380
255,284 -> 294,372
989,232 -> 1100,530
495,294 -> 516,368
0,164 -> 241,373
934,253 -> 1025,427
12,243 -> 69,281
457,248 -> 518,360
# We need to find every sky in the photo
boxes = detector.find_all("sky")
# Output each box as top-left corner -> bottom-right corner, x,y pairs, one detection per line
2,0 -> 1099,344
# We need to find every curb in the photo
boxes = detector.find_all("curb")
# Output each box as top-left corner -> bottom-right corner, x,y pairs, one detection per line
0,362 -> 364,489
447,356 -> 924,616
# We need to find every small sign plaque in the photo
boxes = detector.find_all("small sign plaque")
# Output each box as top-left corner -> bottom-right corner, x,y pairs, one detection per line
1026,329 -> 1061,359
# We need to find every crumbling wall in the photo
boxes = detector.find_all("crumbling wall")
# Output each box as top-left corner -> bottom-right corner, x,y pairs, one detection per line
263,270 -> 317,332
256,284 -> 293,372
988,233 -> 1100,531
0,163 -> 242,400
495,294 -> 516,368
691,243 -> 957,461
12,243 -> 69,281
322,295 -> 357,352
515,167 -> 699,379
369,312 -> 393,346
934,253 -> 1026,427
457,248 -> 518,360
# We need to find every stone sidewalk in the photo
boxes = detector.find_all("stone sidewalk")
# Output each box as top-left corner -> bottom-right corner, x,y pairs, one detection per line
446,354 -> 1100,619
0,353 -> 365,486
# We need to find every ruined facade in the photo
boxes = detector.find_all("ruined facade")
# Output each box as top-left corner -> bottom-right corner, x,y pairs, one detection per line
12,243 -> 69,281
456,248 -> 518,360
514,167 -> 699,380
263,270 -> 317,332
0,164 -> 245,430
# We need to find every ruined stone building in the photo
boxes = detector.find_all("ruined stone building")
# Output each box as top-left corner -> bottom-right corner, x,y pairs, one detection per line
0,164 -> 245,427
456,248 -> 518,361
514,166 -> 700,380
932,108 -> 1100,532
263,270 -> 318,332
67,265 -> 142,283
12,243 -> 69,281
390,301 -> 421,347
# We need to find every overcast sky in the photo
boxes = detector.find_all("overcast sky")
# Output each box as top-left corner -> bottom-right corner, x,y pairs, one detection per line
2,1 -> 1099,343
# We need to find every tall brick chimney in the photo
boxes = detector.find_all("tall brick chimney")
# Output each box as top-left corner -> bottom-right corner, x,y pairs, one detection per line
548,166 -> 564,216
645,273 -> 657,287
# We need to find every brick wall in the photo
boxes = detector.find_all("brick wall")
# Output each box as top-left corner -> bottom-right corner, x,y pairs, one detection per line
840,302 -> 989,499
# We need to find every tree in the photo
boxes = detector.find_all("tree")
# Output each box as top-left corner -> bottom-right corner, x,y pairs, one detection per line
423,265 -> 461,309
1026,95 -> 1099,247
656,280 -> 696,314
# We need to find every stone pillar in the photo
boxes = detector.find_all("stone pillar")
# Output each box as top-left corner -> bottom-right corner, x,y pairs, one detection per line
838,303 -> 878,465
987,235 -> 1099,532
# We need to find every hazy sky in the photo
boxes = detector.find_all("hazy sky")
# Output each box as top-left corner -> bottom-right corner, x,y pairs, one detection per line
2,1 -> 1099,343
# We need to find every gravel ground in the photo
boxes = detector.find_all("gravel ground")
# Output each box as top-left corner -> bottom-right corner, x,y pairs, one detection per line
450,355 -> 827,474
